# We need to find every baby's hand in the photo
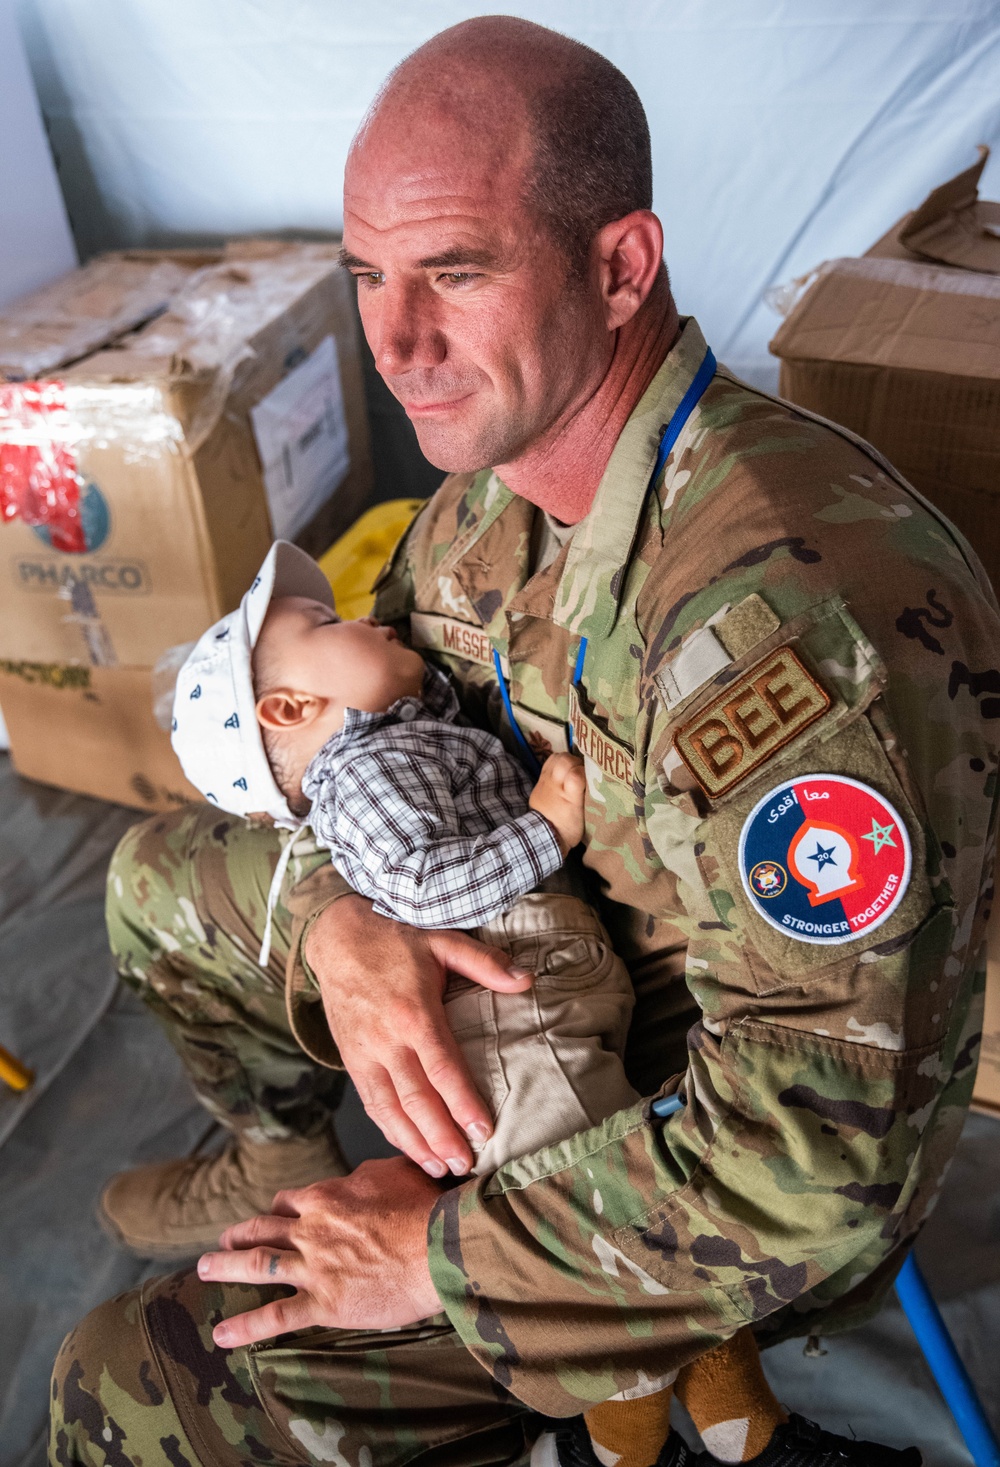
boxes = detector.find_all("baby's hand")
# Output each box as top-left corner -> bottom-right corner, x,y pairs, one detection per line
529,752 -> 586,856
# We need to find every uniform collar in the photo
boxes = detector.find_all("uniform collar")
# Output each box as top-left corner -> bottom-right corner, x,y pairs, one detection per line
552,316 -> 711,640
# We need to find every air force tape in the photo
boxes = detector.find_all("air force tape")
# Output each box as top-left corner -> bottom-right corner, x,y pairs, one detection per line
738,774 -> 911,945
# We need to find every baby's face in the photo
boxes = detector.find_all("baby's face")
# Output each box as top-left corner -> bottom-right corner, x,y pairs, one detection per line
256,596 -> 425,718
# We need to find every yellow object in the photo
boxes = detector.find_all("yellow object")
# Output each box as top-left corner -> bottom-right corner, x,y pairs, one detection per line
318,498 -> 425,620
0,1043 -> 34,1092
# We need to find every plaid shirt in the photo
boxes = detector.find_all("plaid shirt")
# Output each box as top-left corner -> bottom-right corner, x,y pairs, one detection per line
301,667 -> 563,929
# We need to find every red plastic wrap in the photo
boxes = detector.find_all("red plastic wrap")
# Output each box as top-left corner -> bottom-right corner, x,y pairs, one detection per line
0,381 -> 84,554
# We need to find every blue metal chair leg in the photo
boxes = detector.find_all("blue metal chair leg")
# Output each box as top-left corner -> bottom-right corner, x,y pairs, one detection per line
895,1253 -> 1000,1467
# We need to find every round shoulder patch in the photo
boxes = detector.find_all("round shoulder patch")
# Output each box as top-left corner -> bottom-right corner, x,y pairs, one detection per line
738,774 -> 911,945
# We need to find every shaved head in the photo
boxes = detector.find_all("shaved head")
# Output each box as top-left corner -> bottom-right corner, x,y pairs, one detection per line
341,17 -> 671,501
357,17 -> 653,274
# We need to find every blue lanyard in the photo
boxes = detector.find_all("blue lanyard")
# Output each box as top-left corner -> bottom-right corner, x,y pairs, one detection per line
651,346 -> 717,484
497,346 -> 717,774
493,647 -> 543,775
565,636 -> 589,756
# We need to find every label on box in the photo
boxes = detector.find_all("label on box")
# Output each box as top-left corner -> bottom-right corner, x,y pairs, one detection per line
0,381 -> 86,551
250,335 -> 350,541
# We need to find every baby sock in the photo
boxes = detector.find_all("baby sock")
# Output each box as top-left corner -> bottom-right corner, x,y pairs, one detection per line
675,1328 -> 787,1462
584,1383 -> 674,1467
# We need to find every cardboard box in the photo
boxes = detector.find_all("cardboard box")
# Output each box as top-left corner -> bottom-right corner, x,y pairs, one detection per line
973,946 -> 1000,1118
0,240 -> 372,667
972,849 -> 1000,1118
769,149 -> 1000,590
866,145 -> 1000,273
0,249 -> 213,378
0,659 -> 200,811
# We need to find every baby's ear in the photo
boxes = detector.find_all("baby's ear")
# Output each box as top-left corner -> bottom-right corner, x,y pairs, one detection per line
256,689 -> 320,730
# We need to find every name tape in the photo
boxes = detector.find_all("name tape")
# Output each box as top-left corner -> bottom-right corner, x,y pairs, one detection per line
569,686 -> 635,787
410,611 -> 498,671
674,645 -> 830,798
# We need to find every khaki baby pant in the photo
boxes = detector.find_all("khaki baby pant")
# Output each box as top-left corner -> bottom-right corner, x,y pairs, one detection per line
455,881 -> 638,1176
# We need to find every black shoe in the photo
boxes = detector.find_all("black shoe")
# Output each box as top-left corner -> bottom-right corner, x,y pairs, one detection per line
552,1414 -> 702,1467
550,1417 -> 599,1467
700,1414 -> 922,1467
655,1431 -> 703,1467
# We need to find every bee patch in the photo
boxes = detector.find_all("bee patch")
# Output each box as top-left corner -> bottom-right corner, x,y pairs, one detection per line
674,645 -> 830,798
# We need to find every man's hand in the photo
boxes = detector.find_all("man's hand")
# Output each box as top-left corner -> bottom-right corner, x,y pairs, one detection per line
306,895 -> 533,1176
529,751 -> 586,855
198,1157 -> 443,1347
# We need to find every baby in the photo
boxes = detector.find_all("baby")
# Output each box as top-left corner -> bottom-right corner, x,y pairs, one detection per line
171,541 -> 685,1467
172,539 -> 639,1180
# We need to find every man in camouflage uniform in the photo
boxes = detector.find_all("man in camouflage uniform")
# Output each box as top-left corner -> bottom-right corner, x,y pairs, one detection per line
51,16 -> 999,1467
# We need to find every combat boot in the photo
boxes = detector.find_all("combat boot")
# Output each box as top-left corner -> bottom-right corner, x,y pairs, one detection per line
99,1126 -> 349,1261
698,1414 -> 922,1467
533,1417 -> 701,1467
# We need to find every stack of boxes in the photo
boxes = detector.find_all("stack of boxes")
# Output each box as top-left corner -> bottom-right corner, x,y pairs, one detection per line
0,240 -> 372,810
769,146 -> 1000,589
769,148 -> 1000,1118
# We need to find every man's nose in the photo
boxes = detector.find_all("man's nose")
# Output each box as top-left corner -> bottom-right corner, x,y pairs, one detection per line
367,280 -> 445,377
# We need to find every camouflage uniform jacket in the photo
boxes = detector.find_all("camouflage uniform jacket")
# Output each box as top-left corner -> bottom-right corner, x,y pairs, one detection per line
362,317 -> 1000,1416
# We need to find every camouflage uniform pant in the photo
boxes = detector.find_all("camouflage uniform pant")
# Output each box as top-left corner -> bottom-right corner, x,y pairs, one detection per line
50,803 -> 700,1463
50,1269 -> 531,1466
47,804 -> 573,1464
102,803 -> 347,1143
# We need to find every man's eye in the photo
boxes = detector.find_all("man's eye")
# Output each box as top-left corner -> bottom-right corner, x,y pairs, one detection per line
354,272 -> 384,288
439,272 -> 479,287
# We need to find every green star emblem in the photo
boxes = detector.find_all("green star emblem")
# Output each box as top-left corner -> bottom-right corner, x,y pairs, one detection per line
862,817 -> 897,856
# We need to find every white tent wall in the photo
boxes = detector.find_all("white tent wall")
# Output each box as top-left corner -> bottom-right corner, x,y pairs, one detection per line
0,0 -> 75,310
0,0 -> 76,753
15,0 -> 1000,391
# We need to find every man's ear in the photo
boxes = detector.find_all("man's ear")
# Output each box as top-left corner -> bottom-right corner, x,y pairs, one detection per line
595,209 -> 665,331
255,688 -> 327,731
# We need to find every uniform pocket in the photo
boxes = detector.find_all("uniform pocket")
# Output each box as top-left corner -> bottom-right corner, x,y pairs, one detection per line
536,933 -> 619,988
479,891 -> 627,994
611,1017 -> 945,1325
443,984 -> 509,1122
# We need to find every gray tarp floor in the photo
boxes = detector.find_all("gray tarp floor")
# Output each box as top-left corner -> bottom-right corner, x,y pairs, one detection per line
1,752 -> 997,1467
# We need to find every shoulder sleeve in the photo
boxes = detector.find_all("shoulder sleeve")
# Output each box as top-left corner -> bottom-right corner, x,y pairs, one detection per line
428,581 -> 1000,1414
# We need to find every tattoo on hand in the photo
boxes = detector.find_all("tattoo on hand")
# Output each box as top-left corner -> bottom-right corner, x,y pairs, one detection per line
268,1254 -> 279,1276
